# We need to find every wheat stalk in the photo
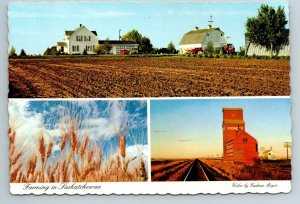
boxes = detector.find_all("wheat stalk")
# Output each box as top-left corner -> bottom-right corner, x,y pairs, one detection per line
38,132 -> 46,165
70,128 -> 78,153
10,163 -> 22,182
139,159 -> 147,181
72,158 -> 80,182
9,128 -> 16,158
26,155 -> 37,178
119,132 -> 126,158
96,146 -> 102,170
60,132 -> 68,151
87,149 -> 94,164
11,150 -> 22,166
46,140 -> 54,160
81,162 -> 96,181
80,134 -> 88,159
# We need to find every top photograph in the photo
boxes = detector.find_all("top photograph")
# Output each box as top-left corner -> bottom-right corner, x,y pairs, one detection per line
8,1 -> 290,98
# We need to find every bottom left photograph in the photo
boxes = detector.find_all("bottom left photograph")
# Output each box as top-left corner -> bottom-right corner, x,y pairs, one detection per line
9,99 -> 148,183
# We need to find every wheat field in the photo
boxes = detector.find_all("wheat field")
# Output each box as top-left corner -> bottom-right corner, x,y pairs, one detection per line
9,127 -> 147,183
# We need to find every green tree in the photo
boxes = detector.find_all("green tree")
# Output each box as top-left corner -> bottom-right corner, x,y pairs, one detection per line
239,46 -> 245,56
122,29 -> 154,53
245,4 -> 287,57
140,36 -> 153,53
103,38 -> 112,54
9,46 -> 17,57
121,29 -> 142,44
44,46 -> 58,55
94,44 -> 105,54
214,47 -> 222,55
167,41 -> 176,54
20,49 -> 27,56
204,41 -> 214,54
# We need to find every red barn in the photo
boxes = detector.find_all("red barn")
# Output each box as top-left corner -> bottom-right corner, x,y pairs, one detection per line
222,108 -> 259,165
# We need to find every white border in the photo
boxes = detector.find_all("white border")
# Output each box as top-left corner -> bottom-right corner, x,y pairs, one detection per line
10,181 -> 291,195
8,96 -> 290,101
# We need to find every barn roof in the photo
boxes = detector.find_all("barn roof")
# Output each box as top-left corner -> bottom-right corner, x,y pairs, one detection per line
179,27 -> 221,45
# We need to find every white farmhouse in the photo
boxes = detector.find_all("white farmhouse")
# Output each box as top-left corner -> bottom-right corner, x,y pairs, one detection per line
57,24 -> 99,54
179,20 -> 228,54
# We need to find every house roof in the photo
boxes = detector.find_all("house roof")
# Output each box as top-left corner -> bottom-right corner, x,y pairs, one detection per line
65,25 -> 97,36
65,31 -> 74,36
179,27 -> 221,45
98,40 -> 139,45
57,42 -> 67,46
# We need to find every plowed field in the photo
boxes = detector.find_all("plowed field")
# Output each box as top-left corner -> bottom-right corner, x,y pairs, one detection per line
9,57 -> 290,98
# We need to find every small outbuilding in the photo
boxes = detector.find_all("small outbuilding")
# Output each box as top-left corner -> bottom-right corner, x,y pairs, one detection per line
245,29 -> 290,57
262,147 -> 277,160
98,40 -> 139,55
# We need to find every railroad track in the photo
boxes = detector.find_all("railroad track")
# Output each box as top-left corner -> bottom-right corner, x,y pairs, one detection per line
184,159 -> 209,181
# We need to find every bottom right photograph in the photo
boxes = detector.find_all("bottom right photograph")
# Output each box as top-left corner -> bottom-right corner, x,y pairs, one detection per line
150,98 -> 292,182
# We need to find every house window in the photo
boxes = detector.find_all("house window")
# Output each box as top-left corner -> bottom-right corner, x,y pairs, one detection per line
89,36 -> 91,41
84,36 -> 86,41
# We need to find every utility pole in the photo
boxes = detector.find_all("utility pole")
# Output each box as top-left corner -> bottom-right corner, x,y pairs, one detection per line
119,29 -> 121,41
226,36 -> 231,44
283,142 -> 291,160
208,15 -> 214,29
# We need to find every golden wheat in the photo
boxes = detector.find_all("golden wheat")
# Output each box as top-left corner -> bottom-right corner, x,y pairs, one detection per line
10,126 -> 147,183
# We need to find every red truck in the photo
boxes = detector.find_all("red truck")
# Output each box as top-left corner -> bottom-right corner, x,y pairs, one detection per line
186,47 -> 203,54
119,50 -> 129,55
223,44 -> 236,54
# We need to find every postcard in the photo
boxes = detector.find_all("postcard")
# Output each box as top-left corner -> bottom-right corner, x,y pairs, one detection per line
8,0 -> 291,195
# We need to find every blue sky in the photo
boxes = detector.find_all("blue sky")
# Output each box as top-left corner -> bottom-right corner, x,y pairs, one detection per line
151,98 -> 291,159
8,1 -> 289,54
9,100 -> 147,161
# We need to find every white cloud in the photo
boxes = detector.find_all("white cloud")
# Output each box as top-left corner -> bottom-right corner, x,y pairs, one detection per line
8,100 -> 54,157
